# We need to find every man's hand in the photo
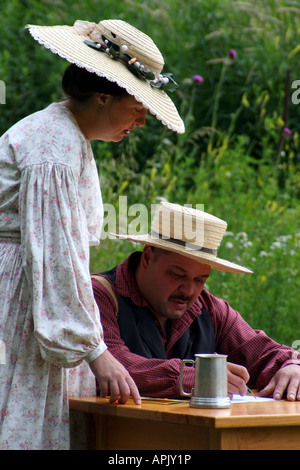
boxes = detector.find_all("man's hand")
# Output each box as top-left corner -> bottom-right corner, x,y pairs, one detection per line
227,362 -> 250,398
259,364 -> 300,401
89,349 -> 141,405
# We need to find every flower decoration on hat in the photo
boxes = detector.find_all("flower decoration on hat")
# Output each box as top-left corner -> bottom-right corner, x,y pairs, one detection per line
84,36 -> 178,92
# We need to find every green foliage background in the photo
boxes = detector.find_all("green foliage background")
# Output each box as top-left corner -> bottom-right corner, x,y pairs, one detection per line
1,0 -> 300,346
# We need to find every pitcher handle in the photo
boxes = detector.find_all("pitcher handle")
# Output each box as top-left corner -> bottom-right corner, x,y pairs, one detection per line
179,359 -> 195,397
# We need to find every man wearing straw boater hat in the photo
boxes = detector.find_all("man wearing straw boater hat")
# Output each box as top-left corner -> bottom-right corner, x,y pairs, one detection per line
92,202 -> 300,401
0,18 -> 184,450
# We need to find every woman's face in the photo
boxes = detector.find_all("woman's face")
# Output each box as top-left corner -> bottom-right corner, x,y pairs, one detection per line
94,94 -> 148,142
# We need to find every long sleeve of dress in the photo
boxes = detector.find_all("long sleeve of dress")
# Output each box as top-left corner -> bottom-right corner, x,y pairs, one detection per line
20,162 -> 106,367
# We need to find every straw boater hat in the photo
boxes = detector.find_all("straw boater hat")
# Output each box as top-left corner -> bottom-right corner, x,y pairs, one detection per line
25,19 -> 184,134
112,202 -> 253,274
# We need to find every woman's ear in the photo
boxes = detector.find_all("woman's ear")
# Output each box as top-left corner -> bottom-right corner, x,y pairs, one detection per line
96,93 -> 111,106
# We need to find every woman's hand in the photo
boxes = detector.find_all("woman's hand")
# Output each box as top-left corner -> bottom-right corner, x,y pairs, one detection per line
90,349 -> 141,405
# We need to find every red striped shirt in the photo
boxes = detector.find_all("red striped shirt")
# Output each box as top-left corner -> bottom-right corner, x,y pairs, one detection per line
92,253 -> 300,398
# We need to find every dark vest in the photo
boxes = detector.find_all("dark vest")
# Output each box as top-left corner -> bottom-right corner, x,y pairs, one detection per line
101,265 -> 216,360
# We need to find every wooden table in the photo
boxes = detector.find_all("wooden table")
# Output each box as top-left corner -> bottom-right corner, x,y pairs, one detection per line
69,396 -> 300,450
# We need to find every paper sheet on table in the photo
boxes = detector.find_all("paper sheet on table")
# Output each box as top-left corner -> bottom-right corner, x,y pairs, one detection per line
232,394 -> 274,403
140,396 -> 275,405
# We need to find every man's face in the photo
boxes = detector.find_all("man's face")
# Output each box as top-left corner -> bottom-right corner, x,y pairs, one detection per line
139,247 -> 211,326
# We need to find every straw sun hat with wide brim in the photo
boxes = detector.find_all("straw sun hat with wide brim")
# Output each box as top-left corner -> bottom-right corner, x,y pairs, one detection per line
25,19 -> 185,134
111,202 -> 253,274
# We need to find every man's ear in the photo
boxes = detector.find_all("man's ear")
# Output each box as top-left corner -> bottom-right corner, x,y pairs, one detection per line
141,246 -> 153,267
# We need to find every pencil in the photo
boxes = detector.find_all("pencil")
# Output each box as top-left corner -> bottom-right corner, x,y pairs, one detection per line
247,386 -> 257,399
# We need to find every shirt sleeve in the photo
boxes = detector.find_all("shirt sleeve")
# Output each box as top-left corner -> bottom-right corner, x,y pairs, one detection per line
92,277 -> 195,398
203,291 -> 300,389
19,162 -> 107,368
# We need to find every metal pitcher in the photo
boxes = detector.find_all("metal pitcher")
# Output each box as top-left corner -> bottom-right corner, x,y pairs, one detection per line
179,353 -> 231,408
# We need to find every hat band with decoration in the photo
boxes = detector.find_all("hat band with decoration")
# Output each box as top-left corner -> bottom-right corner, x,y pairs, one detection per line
74,20 -> 178,92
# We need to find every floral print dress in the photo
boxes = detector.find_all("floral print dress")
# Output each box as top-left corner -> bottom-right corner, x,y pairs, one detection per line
0,103 -> 106,449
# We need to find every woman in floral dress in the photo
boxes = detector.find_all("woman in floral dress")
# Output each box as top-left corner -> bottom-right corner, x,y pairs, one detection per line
0,19 -> 184,449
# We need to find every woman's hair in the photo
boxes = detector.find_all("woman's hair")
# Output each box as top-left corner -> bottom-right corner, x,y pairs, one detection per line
62,63 -> 128,102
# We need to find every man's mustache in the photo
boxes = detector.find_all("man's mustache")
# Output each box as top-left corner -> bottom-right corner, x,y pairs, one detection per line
169,294 -> 191,303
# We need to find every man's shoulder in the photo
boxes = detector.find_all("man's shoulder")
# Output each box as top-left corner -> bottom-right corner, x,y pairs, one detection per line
91,268 -> 117,293
198,289 -> 228,315
198,288 -> 214,307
